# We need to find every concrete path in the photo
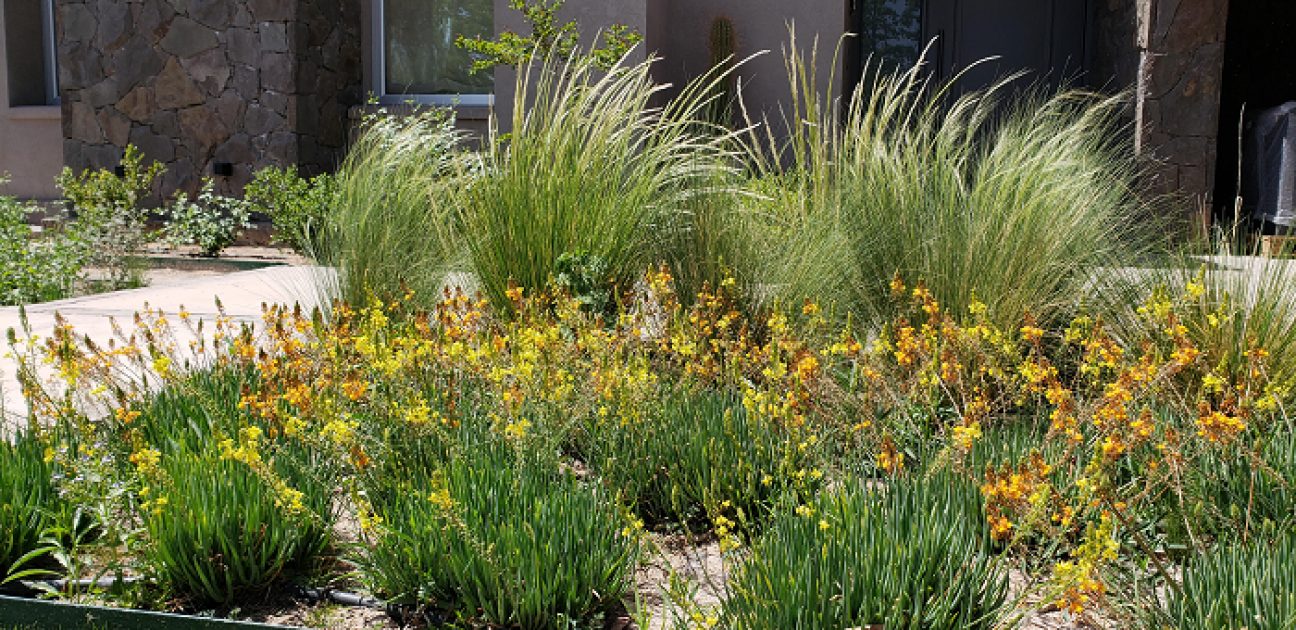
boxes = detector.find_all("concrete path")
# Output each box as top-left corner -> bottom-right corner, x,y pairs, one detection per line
0,266 -> 332,431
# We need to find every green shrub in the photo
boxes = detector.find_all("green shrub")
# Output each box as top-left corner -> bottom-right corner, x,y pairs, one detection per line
1154,533 -> 1296,630
584,389 -> 820,532
244,166 -> 338,255
0,432 -> 62,580
161,179 -> 251,257
724,473 -> 1008,630
56,145 -> 163,290
359,449 -> 639,628
0,184 -> 84,305
144,449 -> 332,604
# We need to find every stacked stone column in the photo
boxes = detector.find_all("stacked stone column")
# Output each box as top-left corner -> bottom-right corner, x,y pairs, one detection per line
56,0 -> 361,199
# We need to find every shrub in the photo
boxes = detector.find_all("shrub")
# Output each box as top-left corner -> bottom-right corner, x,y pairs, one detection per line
455,0 -> 643,73
724,473 -> 1007,630
0,184 -> 85,305
161,178 -> 252,257
1154,533 -> 1296,630
0,432 -> 62,580
244,166 -> 338,255
144,448 -> 332,605
359,449 -> 639,628
57,144 -> 163,289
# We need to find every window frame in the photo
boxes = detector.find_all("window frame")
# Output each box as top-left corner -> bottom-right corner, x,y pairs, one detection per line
41,0 -> 58,105
371,0 -> 495,107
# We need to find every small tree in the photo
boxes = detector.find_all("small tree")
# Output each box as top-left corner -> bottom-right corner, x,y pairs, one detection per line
455,0 -> 643,72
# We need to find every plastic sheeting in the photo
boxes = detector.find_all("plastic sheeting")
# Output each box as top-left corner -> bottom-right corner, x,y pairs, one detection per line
1248,101 -> 1296,227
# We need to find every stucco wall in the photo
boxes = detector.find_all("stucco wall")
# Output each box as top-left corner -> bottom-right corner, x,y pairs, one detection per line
56,0 -> 362,199
0,6 -> 63,201
651,0 -> 845,135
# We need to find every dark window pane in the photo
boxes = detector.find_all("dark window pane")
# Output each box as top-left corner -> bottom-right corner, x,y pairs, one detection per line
859,0 -> 922,75
384,0 -> 494,96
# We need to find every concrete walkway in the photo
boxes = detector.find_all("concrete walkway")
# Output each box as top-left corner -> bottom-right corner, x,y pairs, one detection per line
0,267 -> 331,430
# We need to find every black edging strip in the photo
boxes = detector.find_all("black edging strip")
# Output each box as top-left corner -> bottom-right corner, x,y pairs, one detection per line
0,581 -> 407,628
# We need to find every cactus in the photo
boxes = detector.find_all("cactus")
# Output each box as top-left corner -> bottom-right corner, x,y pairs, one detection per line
706,16 -> 737,129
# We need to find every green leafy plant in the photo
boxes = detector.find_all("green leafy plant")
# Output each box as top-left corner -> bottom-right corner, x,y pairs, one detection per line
244,166 -> 338,255
1152,532 -> 1296,630
161,179 -> 252,257
56,145 -> 163,289
359,448 -> 639,628
724,473 -> 1008,630
455,0 -> 643,73
144,449 -> 332,605
0,181 -> 85,305
554,250 -> 617,320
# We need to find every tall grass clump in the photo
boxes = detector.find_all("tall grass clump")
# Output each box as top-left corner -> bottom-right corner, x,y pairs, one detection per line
359,448 -> 639,628
0,432 -> 62,580
724,473 -> 1007,630
582,389 -> 822,532
456,52 -> 738,312
1153,532 -> 1296,630
321,108 -> 469,307
749,35 -> 1150,331
144,449 -> 333,604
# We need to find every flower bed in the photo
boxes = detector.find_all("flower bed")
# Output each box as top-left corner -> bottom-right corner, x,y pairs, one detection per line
3,264 -> 1293,629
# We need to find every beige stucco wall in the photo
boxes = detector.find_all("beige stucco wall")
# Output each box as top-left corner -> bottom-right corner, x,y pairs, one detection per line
0,6 -> 63,201
650,0 -> 846,134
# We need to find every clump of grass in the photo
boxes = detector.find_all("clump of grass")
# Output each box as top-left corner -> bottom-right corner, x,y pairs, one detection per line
456,52 -> 736,313
144,448 -> 333,605
747,34 -> 1150,331
0,431 -> 62,580
1153,532 -> 1296,630
724,472 -> 1007,629
320,108 -> 468,308
358,448 -> 639,628
583,389 -> 822,533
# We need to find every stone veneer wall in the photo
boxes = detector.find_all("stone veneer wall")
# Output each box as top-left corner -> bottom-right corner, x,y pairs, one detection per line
56,0 -> 361,198
1134,0 -> 1229,213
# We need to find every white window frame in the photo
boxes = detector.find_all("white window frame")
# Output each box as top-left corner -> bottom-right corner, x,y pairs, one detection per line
41,0 -> 58,105
371,0 -> 494,106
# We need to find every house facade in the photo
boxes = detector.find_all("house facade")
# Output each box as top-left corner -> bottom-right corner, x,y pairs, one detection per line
0,0 -> 1278,222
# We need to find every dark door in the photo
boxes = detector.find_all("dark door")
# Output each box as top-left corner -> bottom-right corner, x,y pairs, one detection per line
847,0 -> 1092,96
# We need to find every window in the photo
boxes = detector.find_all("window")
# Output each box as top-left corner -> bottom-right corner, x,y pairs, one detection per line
373,0 -> 494,105
4,0 -> 59,106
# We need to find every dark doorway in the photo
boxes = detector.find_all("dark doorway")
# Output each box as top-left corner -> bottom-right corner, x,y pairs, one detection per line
1212,0 -> 1296,225
845,0 -> 1092,101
